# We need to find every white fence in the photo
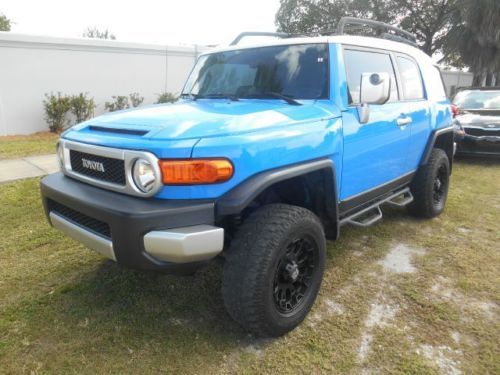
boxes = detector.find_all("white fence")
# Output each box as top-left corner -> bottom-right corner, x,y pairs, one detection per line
0,32 -> 204,135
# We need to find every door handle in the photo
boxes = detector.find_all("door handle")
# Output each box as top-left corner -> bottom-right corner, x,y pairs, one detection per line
397,116 -> 412,126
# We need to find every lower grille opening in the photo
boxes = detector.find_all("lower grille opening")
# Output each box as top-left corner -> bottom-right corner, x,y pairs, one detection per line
48,199 -> 111,239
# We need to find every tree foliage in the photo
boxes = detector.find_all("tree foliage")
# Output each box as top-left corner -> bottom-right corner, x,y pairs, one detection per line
156,92 -> 178,104
275,0 -> 456,55
441,0 -> 500,85
276,0 -> 395,34
105,93 -> 144,112
70,93 -> 96,123
82,27 -> 116,40
0,13 -> 11,31
43,93 -> 72,133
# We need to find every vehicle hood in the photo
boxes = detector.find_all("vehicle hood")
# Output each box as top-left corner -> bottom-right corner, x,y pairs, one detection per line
456,111 -> 500,127
69,100 -> 340,141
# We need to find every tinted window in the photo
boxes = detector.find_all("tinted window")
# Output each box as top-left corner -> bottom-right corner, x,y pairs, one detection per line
397,56 -> 424,100
453,90 -> 500,109
182,44 -> 329,100
344,49 -> 398,104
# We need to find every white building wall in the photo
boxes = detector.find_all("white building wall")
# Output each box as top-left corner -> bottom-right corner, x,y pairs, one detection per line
440,70 -> 474,98
0,33 -> 204,135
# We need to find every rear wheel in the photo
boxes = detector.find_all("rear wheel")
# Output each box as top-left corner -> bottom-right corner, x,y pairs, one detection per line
408,148 -> 450,218
222,204 -> 325,337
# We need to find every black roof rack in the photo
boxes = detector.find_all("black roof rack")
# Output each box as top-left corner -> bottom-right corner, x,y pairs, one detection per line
336,17 -> 417,47
230,17 -> 418,48
230,32 -> 292,46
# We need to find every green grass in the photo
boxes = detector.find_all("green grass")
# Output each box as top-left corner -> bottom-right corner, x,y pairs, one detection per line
0,158 -> 498,374
0,132 -> 58,159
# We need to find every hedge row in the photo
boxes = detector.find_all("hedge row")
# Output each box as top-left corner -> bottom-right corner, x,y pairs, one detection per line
43,92 -> 178,133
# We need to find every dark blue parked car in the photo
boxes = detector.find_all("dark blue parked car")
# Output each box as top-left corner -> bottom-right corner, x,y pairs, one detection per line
40,18 -> 454,336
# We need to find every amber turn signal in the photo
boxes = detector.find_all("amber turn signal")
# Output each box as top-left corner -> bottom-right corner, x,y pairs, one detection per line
159,159 -> 234,185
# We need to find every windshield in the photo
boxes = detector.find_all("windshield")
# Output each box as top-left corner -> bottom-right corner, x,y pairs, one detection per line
182,44 -> 329,100
453,90 -> 500,110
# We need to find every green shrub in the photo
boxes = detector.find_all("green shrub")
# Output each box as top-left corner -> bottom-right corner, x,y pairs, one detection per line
43,93 -> 71,133
156,92 -> 178,104
70,93 -> 96,123
129,92 -> 144,107
105,93 -> 144,112
104,96 -> 129,112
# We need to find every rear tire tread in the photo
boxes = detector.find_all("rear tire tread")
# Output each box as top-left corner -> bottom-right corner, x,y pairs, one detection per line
409,148 -> 450,218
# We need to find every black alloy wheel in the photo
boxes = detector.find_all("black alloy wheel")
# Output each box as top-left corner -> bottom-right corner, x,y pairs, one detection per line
273,237 -> 317,315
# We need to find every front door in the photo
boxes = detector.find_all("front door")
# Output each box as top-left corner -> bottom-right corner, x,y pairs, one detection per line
340,48 -> 412,202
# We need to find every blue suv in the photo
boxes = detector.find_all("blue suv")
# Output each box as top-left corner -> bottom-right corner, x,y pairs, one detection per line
40,18 -> 454,337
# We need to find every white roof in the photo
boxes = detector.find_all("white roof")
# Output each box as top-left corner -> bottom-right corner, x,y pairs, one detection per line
206,34 -> 432,67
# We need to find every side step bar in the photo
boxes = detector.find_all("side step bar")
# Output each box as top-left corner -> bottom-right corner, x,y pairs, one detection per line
340,188 -> 413,228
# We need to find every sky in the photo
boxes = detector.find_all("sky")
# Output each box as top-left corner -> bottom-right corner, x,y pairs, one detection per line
1,0 -> 282,46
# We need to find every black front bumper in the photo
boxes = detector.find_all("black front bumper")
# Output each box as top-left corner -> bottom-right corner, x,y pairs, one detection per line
456,133 -> 500,157
40,173 -> 216,273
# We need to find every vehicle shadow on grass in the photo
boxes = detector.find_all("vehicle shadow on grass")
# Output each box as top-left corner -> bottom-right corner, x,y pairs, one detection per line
1,257 -> 285,373
454,156 -> 500,167
56,258 -> 243,335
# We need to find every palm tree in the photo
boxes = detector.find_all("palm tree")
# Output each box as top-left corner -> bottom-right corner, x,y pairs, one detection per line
443,0 -> 500,85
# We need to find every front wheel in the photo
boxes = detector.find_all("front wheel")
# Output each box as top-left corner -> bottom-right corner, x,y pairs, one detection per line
222,204 -> 326,337
408,148 -> 450,218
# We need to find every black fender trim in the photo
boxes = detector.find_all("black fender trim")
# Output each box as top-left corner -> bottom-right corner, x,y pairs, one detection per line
216,158 -> 338,221
420,126 -> 454,168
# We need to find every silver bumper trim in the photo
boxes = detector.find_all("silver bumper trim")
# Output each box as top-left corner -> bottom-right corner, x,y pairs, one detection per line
144,225 -> 224,263
49,212 -> 116,261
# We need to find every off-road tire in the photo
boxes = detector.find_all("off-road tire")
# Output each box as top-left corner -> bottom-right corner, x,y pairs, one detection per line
408,148 -> 450,218
222,204 -> 326,337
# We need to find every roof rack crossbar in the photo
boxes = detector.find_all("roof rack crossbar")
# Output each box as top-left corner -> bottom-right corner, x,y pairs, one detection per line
230,32 -> 291,46
336,17 -> 417,46
230,18 -> 418,48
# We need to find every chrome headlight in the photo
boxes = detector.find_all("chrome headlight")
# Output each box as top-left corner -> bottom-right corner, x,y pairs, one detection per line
132,158 -> 157,193
56,142 -> 64,170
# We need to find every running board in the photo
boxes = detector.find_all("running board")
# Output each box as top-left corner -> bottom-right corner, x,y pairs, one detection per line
340,188 -> 413,228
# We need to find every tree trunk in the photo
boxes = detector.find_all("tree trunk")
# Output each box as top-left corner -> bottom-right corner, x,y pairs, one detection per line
472,71 -> 484,86
485,71 -> 494,86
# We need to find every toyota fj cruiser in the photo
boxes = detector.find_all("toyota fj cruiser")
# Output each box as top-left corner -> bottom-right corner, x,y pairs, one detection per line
40,18 -> 454,337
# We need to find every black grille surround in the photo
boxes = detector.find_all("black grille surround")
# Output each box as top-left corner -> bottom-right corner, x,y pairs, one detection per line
70,150 -> 126,185
48,199 -> 111,239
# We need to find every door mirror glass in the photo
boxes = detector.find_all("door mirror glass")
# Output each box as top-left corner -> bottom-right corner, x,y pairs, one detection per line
360,72 -> 391,105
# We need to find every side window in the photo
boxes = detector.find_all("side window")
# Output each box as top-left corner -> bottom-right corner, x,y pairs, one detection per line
344,49 -> 398,104
397,56 -> 424,100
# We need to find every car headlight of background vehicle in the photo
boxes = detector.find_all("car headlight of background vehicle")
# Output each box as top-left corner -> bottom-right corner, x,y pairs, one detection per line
132,158 -> 157,193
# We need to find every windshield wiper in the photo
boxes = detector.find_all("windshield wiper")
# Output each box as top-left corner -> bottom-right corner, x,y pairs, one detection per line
245,91 -> 302,106
193,93 -> 239,102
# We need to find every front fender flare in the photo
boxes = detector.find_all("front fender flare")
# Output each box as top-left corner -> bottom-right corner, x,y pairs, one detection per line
216,158 -> 338,222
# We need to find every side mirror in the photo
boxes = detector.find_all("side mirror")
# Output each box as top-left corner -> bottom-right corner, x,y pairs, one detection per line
358,72 -> 391,123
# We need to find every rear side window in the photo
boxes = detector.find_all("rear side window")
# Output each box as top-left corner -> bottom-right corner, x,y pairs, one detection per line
344,49 -> 398,104
397,56 -> 424,100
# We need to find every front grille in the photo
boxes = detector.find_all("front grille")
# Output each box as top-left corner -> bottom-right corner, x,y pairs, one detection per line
70,150 -> 125,185
465,127 -> 500,137
48,199 -> 111,239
